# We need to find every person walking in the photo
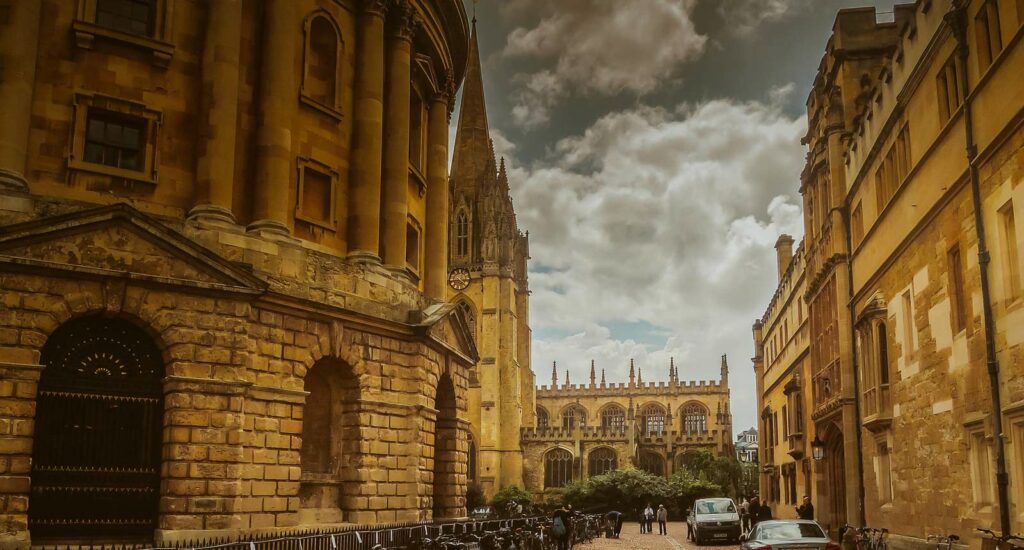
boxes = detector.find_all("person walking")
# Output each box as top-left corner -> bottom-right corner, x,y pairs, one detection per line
552,504 -> 574,550
796,496 -> 814,520
643,504 -> 655,533
739,497 -> 750,532
657,504 -> 668,535
748,496 -> 763,529
605,510 -> 623,538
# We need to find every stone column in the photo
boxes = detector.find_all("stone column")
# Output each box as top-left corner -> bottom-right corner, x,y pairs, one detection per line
190,0 -> 242,224
0,0 -> 42,191
248,0 -> 296,237
423,82 -> 452,299
381,1 -> 416,273
347,0 -> 388,262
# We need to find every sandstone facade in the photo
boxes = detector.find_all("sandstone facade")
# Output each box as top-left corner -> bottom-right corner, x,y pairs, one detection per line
0,0 -> 478,545
757,1 -> 1024,545
522,359 -> 733,502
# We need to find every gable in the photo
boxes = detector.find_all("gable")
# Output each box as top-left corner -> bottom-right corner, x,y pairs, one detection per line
0,204 -> 265,293
411,302 -> 479,364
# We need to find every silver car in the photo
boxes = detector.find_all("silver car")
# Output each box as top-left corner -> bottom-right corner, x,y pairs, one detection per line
740,520 -> 839,550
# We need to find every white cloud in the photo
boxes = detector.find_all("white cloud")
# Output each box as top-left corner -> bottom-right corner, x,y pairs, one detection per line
506,98 -> 806,430
501,0 -> 707,128
718,0 -> 808,35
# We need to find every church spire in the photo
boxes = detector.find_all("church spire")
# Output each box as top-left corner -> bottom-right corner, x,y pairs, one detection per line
601,368 -> 606,386
551,361 -> 557,387
629,359 -> 635,386
450,18 -> 494,191
589,360 -> 596,387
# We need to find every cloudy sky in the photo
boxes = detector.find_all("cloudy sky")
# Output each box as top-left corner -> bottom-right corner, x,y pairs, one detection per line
451,0 -> 894,433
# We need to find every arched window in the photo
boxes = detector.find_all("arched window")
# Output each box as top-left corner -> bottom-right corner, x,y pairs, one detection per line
600,405 -> 625,430
303,14 -> 340,111
588,448 -> 617,477
433,375 -> 458,519
537,407 -> 549,428
562,405 -> 587,429
467,433 -> 477,482
544,448 -> 574,488
682,403 -> 708,434
639,452 -> 665,477
641,404 -> 666,435
300,365 -> 333,473
456,209 -> 470,258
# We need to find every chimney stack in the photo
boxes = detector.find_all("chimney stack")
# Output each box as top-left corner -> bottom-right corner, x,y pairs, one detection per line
775,234 -> 795,281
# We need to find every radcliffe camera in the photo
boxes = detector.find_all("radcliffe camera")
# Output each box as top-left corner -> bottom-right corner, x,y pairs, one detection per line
0,1 -> 1020,550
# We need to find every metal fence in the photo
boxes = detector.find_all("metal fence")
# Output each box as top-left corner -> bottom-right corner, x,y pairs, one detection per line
32,516 -> 542,550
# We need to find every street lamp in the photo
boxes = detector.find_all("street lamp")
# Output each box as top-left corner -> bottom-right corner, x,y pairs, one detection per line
811,434 -> 825,461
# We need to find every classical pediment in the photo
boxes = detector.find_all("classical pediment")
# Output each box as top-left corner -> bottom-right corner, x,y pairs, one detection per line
0,203 -> 265,294
410,302 -> 479,365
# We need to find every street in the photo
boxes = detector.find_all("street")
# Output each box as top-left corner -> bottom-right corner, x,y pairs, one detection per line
579,522 -> 740,550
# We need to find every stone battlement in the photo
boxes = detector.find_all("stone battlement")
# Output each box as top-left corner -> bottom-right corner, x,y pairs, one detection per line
536,379 -> 724,396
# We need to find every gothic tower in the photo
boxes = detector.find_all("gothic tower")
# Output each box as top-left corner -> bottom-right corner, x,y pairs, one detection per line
446,20 -> 534,498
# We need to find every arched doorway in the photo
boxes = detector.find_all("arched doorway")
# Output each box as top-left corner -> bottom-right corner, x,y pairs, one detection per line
824,427 -> 847,531
432,374 -> 459,519
31,315 -> 164,541
298,358 -> 360,524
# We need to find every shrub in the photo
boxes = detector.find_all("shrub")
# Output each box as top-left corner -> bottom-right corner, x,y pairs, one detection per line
490,485 -> 532,512
466,483 -> 486,510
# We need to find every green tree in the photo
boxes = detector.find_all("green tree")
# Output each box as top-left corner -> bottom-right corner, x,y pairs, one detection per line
678,451 -> 746,498
667,470 -> 722,514
490,485 -> 532,513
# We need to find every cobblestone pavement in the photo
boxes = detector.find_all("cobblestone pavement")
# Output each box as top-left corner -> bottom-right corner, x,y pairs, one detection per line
576,522 -> 740,550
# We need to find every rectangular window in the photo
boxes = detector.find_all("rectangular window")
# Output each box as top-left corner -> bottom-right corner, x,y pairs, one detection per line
936,54 -> 964,124
83,113 -> 145,171
406,221 -> 421,273
970,429 -> 994,505
409,92 -> 426,172
96,0 -> 154,36
902,290 -> 915,359
851,202 -> 864,246
783,405 -> 789,439
976,0 -> 1003,72
1001,202 -> 1021,300
949,245 -> 968,333
877,441 -> 893,505
295,159 -> 338,229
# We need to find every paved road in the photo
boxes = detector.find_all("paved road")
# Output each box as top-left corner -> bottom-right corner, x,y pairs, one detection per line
577,521 -> 740,550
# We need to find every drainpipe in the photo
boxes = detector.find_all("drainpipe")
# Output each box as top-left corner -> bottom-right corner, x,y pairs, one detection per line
841,203 -> 868,528
947,4 -> 1011,536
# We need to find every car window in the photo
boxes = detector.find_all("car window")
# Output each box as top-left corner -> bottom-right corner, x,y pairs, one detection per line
697,500 -> 736,514
759,523 -> 826,540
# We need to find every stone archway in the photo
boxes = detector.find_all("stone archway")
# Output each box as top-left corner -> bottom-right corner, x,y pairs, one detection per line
31,315 -> 164,541
298,357 -> 360,524
822,426 -> 846,531
432,373 -> 459,519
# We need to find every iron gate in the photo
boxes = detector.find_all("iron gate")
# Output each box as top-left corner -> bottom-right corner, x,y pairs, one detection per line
31,316 -> 164,541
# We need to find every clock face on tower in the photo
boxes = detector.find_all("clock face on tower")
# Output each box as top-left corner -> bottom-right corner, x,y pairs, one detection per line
448,268 -> 470,290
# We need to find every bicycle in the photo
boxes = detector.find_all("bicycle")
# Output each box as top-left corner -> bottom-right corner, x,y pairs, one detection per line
927,533 -> 961,550
976,528 -> 1024,550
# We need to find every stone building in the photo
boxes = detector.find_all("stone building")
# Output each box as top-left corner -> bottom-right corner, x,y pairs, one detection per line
758,0 -> 1024,544
753,235 -> 812,519
735,428 -> 759,463
521,358 -> 733,501
444,21 -> 534,500
0,0 -> 479,545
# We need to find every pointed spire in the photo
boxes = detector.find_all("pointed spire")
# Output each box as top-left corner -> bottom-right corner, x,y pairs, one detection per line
589,360 -> 596,387
565,369 -> 570,388
721,354 -> 729,385
551,361 -> 557,387
669,357 -> 675,383
629,359 -> 636,386
450,17 -> 492,191
638,368 -> 643,385
601,368 -> 606,386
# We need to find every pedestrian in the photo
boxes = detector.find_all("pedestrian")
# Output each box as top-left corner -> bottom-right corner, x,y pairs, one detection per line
758,501 -> 774,523
516,501 -> 524,516
552,504 -> 573,550
739,497 -> 750,532
605,510 -> 623,538
748,496 -> 763,528
657,504 -> 668,535
796,496 -> 814,521
643,503 -> 655,533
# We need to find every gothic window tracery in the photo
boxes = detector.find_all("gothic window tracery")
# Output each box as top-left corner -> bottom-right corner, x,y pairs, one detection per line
600,405 -> 625,430
639,452 -> 665,477
641,404 -> 667,435
455,209 -> 470,258
682,403 -> 708,434
561,405 -> 587,429
544,448 -> 573,488
537,407 -> 549,428
588,447 -> 617,477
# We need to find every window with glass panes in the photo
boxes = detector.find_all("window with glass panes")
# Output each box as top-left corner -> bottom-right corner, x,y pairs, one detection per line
84,113 -> 145,171
96,0 -> 154,36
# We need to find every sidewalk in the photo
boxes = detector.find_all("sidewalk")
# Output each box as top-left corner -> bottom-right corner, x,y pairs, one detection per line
578,521 -> 739,550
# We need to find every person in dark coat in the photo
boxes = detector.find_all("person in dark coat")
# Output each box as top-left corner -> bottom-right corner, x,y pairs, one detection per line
605,510 -> 623,538
748,497 -> 764,527
796,496 -> 814,520
552,504 -> 574,550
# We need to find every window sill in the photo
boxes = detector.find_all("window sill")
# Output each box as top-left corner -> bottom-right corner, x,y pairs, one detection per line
300,94 -> 344,122
295,213 -> 337,232
72,20 -> 174,67
862,411 -> 893,433
69,159 -> 157,187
